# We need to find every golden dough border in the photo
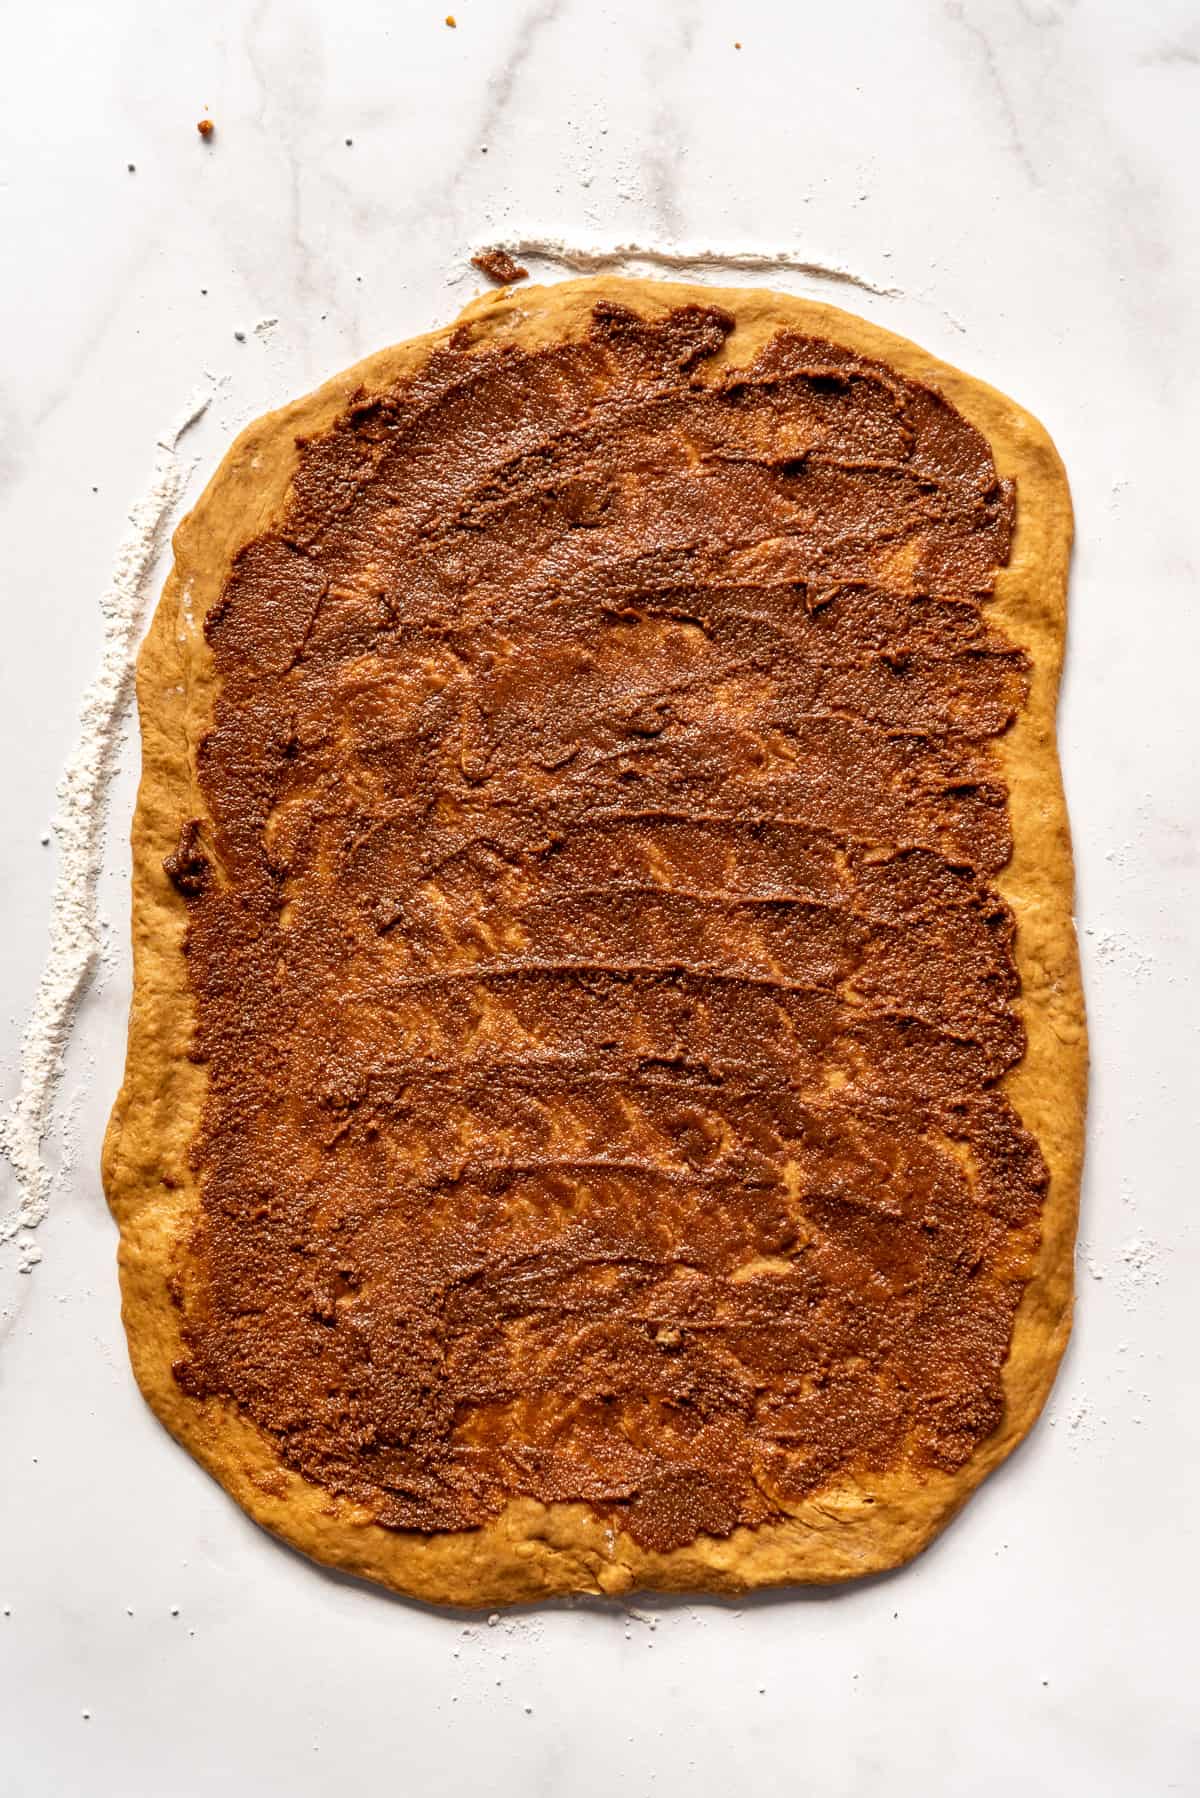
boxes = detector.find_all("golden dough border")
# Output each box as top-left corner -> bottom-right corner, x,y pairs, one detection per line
102,277 -> 1085,1606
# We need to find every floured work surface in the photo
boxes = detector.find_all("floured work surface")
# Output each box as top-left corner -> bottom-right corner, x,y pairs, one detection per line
104,278 -> 1084,1605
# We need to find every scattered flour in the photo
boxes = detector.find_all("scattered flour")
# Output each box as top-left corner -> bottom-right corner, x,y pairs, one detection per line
1085,926 -> 1156,987
1078,1230 -> 1164,1307
1067,1398 -> 1095,1439
1052,1393 -> 1105,1450
0,379 -> 218,1272
1115,1236 -> 1161,1305
477,236 -> 901,298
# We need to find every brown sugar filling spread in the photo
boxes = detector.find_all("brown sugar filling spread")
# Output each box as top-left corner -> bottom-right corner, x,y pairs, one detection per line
170,302 -> 1047,1553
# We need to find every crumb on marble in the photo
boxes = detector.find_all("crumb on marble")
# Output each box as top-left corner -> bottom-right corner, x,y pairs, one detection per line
472,247 -> 529,285
197,118 -> 215,139
445,13 -> 457,25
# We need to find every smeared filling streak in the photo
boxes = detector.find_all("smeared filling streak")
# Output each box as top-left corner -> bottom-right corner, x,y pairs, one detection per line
170,303 -> 1046,1554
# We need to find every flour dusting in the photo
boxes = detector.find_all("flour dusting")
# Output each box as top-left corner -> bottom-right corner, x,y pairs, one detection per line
0,380 -> 216,1270
474,236 -> 901,299
1116,1235 -> 1161,1303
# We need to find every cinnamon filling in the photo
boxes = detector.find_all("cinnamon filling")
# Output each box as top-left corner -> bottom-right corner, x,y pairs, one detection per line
169,301 -> 1046,1553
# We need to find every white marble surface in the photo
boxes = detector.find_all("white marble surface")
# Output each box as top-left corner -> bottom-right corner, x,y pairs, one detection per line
2,1 -> 1199,1791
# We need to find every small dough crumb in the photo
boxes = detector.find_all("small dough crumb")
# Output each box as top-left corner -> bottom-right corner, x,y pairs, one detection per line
471,247 -> 529,286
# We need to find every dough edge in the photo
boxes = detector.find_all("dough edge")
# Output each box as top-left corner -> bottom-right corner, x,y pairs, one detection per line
102,276 -> 1085,1607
